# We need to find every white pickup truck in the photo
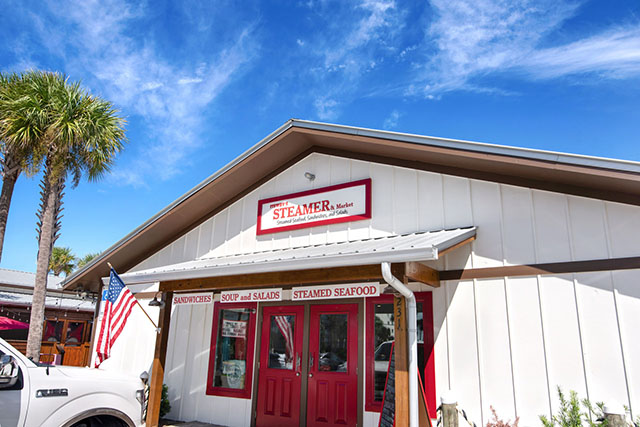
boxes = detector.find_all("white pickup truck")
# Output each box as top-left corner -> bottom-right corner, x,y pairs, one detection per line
0,338 -> 146,427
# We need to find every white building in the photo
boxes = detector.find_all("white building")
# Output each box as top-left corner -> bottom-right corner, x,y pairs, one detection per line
62,120 -> 640,427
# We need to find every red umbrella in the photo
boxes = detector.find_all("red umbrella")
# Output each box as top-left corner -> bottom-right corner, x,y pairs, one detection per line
0,315 -> 29,331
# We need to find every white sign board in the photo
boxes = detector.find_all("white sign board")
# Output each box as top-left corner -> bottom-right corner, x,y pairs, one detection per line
173,292 -> 213,305
257,179 -> 371,235
222,319 -> 248,338
220,288 -> 283,303
291,282 -> 380,301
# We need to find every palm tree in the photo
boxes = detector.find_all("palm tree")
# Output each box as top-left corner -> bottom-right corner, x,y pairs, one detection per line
49,246 -> 76,276
0,72 -> 42,262
76,252 -> 100,270
1,71 -> 125,360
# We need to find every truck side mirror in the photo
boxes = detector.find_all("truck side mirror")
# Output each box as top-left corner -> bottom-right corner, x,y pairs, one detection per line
0,355 -> 19,388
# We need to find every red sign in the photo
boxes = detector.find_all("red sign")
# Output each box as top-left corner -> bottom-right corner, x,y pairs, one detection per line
257,179 -> 371,235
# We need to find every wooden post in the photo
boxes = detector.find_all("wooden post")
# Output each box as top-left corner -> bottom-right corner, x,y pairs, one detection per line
394,295 -> 409,427
442,403 -> 458,427
145,291 -> 173,427
603,402 -> 626,427
86,282 -> 103,367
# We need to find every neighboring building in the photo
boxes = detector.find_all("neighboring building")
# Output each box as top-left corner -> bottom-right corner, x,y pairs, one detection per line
0,267 -> 96,366
62,120 -> 640,426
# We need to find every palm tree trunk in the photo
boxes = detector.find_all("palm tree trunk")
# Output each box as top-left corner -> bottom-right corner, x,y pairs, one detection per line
26,171 -> 65,361
0,152 -> 21,262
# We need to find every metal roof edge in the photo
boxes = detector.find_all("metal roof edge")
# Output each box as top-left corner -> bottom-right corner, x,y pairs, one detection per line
289,119 -> 640,174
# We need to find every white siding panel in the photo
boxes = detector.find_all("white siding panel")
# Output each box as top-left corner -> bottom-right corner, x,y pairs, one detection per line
605,202 -> 640,257
209,210 -> 228,257
446,280 -> 483,424
538,275 -> 588,410
196,219 -> 213,258
506,276 -> 550,424
432,285 -> 450,403
574,272 -> 628,406
443,176 -> 473,270
369,163 -> 394,237
532,191 -> 572,263
179,304 -> 208,420
194,303 -> 214,421
165,304 -> 192,419
417,171 -> 445,232
225,200 -> 245,255
240,188 -> 261,254
183,228 -> 199,264
326,156 -> 352,243
393,167 -> 418,234
611,269 -> 640,417
568,197 -> 608,261
349,159 -> 372,241
475,278 -> 515,424
469,181 -> 504,268
501,186 -> 536,265
443,176 -> 472,230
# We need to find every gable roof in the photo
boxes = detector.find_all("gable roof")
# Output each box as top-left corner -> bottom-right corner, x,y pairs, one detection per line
62,119 -> 640,292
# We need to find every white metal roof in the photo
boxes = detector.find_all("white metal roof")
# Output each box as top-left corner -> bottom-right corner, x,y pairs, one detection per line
0,268 -> 64,290
113,227 -> 476,285
0,291 -> 95,311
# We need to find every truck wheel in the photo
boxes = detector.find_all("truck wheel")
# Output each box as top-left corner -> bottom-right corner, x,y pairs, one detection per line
71,416 -> 127,427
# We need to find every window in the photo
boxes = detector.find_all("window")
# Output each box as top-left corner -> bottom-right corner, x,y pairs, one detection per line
206,302 -> 257,398
365,292 -> 435,414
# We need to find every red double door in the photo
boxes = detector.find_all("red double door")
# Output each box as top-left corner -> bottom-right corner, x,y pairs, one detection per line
256,304 -> 358,427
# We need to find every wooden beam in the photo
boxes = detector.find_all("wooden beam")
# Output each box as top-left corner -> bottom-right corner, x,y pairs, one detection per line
438,236 -> 476,257
404,262 -> 440,288
145,292 -> 173,427
394,296 -> 409,427
160,263 -> 407,292
439,256 -> 640,281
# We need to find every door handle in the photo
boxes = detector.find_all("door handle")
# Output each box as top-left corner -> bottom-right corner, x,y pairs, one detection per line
296,353 -> 301,372
309,353 -> 314,371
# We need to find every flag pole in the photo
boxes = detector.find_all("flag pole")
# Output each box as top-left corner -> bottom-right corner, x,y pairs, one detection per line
107,262 -> 158,330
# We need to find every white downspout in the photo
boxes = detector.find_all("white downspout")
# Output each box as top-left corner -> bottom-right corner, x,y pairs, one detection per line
381,262 -> 418,427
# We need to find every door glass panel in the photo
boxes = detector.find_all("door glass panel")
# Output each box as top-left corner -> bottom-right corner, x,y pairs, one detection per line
65,322 -> 84,345
43,321 -> 63,342
318,313 -> 347,372
268,315 -> 295,370
372,302 -> 424,401
213,308 -> 251,389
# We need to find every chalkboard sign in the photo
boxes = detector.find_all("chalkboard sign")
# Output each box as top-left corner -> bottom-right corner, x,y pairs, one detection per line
378,342 -> 395,427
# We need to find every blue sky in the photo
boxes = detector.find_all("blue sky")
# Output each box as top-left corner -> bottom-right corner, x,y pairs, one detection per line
1,0 -> 639,273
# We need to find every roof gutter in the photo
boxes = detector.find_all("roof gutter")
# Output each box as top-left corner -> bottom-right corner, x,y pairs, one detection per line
381,261 -> 418,427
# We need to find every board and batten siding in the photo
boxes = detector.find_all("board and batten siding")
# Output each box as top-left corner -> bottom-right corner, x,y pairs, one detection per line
114,152 -> 640,426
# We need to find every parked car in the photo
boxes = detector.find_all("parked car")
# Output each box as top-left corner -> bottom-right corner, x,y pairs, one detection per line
0,337 -> 146,427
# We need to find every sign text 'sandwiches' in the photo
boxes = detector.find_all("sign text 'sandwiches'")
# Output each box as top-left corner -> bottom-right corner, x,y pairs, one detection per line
220,288 -> 283,303
256,179 -> 371,235
291,283 -> 380,301
173,292 -> 213,306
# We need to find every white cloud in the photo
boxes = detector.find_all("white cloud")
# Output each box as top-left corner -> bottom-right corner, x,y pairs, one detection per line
314,97 -> 339,120
423,0 -> 640,95
31,0 -> 257,187
522,27 -> 640,79
383,110 -> 401,129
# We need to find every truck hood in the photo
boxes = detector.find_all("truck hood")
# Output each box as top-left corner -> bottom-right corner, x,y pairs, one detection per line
50,365 -> 143,384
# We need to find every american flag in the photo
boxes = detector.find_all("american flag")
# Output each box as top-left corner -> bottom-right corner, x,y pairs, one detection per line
94,269 -> 136,367
274,315 -> 294,362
